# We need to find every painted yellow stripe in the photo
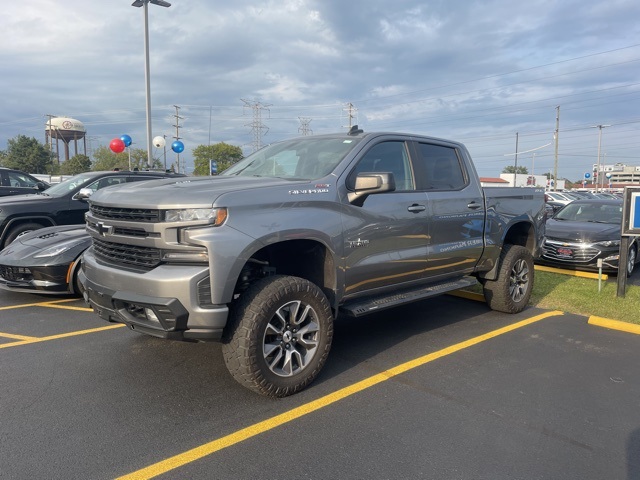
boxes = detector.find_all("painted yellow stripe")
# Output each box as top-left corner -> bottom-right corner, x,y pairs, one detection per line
38,304 -> 93,312
448,290 -> 485,302
0,298 -> 80,311
118,310 -> 563,480
534,265 -> 608,280
0,332 -> 38,341
588,316 -> 640,335
0,324 -> 125,349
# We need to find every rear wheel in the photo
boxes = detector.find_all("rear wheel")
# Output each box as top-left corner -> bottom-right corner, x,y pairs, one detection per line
222,275 -> 333,397
483,244 -> 534,313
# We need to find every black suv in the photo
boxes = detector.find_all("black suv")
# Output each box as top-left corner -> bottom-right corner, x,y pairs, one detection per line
0,168 -> 49,197
0,170 -> 184,249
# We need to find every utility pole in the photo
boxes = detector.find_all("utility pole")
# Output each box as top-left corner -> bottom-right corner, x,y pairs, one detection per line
298,117 -> 313,136
553,105 -> 560,192
343,102 -> 357,129
592,124 -> 610,193
172,104 -> 183,173
513,132 -> 519,187
242,99 -> 271,152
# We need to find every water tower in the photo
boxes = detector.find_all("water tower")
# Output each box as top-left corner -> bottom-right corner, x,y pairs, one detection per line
45,117 -> 87,163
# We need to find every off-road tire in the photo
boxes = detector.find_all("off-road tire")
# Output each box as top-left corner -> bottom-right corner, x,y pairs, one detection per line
483,244 -> 534,313
222,275 -> 333,397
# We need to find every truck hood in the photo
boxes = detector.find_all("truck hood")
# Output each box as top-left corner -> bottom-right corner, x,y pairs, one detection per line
88,175 -> 310,209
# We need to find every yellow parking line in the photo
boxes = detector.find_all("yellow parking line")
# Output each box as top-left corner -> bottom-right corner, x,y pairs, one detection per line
534,265 -> 608,280
0,332 -> 38,341
0,298 -> 80,311
0,324 -> 125,349
117,310 -> 563,480
588,316 -> 640,335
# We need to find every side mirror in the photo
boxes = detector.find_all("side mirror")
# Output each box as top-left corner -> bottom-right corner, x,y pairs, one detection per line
74,188 -> 94,201
34,182 -> 48,191
347,172 -> 395,206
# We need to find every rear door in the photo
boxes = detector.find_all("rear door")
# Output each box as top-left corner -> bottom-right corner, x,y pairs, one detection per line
342,139 -> 429,296
411,141 -> 485,279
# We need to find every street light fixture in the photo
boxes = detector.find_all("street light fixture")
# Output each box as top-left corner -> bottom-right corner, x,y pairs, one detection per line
131,0 -> 171,168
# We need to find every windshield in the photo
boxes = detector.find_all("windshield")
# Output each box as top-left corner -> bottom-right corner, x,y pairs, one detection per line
43,172 -> 99,197
223,137 -> 362,180
554,202 -> 622,224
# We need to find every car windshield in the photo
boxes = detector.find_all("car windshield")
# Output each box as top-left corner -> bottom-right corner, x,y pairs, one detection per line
222,137 -> 362,180
42,172 -> 99,197
554,202 -> 622,224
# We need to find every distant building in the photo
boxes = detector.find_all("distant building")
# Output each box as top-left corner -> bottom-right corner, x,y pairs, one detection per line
498,173 -> 563,189
480,177 -> 510,187
592,163 -> 640,185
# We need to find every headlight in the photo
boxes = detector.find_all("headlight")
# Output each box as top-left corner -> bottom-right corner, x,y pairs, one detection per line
33,240 -> 82,258
164,207 -> 227,225
594,240 -> 620,248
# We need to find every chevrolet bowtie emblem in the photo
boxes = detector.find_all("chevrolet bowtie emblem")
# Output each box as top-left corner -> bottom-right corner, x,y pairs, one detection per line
96,222 -> 114,236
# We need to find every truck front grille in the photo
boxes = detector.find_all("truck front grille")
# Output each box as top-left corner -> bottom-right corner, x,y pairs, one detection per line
91,205 -> 161,222
92,238 -> 162,271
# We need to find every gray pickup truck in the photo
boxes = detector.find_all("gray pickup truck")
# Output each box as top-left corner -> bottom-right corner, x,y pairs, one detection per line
80,128 -> 545,397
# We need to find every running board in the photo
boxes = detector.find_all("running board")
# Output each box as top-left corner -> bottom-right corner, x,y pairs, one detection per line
340,276 -> 478,317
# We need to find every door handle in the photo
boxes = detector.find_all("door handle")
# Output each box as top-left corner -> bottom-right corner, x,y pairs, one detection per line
467,202 -> 482,210
407,204 -> 426,213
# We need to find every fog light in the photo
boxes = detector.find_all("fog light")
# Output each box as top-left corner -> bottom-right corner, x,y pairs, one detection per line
145,308 -> 160,323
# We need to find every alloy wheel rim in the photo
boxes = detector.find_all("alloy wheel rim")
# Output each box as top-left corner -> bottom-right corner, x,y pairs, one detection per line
509,259 -> 530,303
263,300 -> 320,377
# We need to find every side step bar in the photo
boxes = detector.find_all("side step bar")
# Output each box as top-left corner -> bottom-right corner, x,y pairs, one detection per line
340,276 -> 478,317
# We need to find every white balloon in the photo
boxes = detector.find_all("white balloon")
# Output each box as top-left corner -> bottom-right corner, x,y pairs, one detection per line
153,136 -> 166,148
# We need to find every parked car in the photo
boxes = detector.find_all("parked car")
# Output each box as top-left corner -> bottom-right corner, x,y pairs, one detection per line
0,225 -> 89,294
544,191 -> 577,205
538,199 -> 637,275
0,169 -> 184,249
0,167 -> 49,197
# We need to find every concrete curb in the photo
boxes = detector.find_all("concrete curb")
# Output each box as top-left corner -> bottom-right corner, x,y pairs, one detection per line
588,316 -> 640,335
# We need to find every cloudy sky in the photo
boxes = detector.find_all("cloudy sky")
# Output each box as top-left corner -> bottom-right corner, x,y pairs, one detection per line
1,0 -> 639,181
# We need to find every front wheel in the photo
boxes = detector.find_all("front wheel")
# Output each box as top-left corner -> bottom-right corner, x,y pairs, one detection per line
483,245 -> 534,313
222,275 -> 333,397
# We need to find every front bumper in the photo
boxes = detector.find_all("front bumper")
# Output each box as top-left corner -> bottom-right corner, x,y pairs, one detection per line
80,248 -> 228,341
539,239 -> 621,272
0,263 -> 71,294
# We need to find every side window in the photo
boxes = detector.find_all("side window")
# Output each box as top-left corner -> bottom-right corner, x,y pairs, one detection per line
126,175 -> 161,183
416,143 -> 466,190
347,141 -> 414,191
82,176 -> 126,194
8,171 -> 37,187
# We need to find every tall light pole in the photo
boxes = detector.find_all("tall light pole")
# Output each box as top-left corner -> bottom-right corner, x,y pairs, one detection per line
132,0 -> 171,168
592,124 -> 610,193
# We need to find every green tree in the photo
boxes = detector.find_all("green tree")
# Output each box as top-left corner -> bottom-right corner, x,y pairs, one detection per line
192,142 -> 243,176
2,135 -> 54,173
91,146 -> 162,171
502,165 -> 529,174
60,154 -> 91,175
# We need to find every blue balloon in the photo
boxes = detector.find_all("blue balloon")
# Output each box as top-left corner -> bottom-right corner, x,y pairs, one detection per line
120,134 -> 132,147
171,140 -> 185,153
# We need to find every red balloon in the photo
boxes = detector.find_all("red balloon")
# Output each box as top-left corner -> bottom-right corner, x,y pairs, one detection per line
110,138 -> 126,153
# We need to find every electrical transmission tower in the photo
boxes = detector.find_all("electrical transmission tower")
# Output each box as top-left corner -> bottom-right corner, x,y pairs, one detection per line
172,104 -> 183,173
342,102 -> 357,129
241,99 -> 271,152
298,117 -> 313,136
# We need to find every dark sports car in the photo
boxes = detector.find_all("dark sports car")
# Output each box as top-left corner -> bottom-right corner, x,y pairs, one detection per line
0,225 -> 89,295
538,199 -> 637,275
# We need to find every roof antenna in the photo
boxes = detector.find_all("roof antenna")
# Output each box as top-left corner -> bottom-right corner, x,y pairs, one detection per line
348,125 -> 364,136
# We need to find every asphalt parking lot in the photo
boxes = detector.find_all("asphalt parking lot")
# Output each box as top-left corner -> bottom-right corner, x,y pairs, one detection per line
1,289 -> 639,479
